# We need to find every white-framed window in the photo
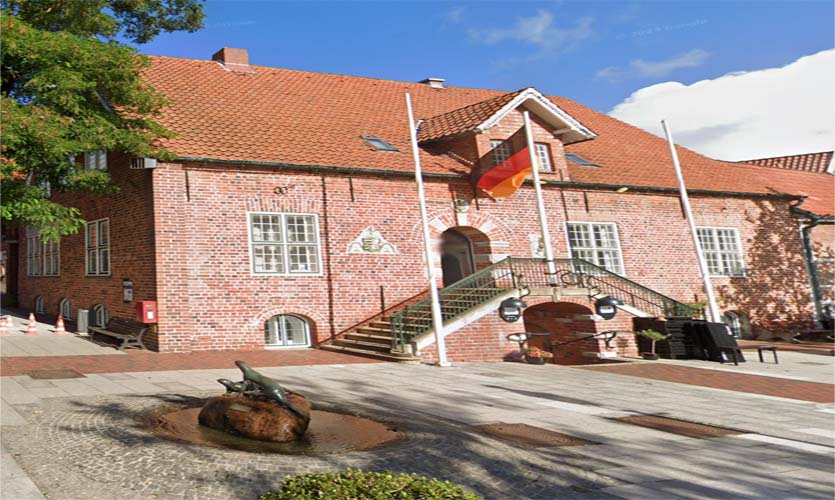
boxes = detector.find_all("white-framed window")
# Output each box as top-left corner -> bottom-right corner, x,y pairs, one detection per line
85,218 -> 110,276
567,222 -> 625,275
697,227 -> 744,277
60,298 -> 72,320
490,140 -> 512,166
43,239 -> 60,276
264,314 -> 311,347
35,296 -> 45,314
92,304 -> 108,327
26,232 -> 41,276
248,213 -> 321,275
534,143 -> 553,172
84,150 -> 107,171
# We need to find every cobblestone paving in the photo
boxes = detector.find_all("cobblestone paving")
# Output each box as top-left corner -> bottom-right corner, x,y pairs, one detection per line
3,392 -> 632,500
2,361 -> 834,500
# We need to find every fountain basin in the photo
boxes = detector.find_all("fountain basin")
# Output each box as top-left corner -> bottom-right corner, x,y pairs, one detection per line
149,403 -> 402,455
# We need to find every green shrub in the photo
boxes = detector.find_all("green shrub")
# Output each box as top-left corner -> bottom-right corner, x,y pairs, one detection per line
261,469 -> 483,500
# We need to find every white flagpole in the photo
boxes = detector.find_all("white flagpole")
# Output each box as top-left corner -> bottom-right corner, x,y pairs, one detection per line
523,111 -> 557,285
405,93 -> 450,367
661,119 -> 721,323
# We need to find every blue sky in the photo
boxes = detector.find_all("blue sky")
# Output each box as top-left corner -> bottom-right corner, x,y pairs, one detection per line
131,1 -> 834,159
132,1 -> 833,112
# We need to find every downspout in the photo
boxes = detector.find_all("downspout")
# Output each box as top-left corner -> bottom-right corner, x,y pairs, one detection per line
790,197 -> 828,328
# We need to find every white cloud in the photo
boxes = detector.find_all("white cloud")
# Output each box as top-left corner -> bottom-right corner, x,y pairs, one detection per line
596,49 -> 710,81
469,11 -> 593,55
608,50 -> 835,161
445,6 -> 465,24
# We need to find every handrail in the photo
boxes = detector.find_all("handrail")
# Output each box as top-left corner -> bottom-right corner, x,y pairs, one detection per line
391,258 -> 516,351
566,258 -> 701,319
389,257 -> 700,353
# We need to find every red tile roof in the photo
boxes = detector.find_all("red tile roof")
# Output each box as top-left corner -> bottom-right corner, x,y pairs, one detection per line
738,151 -> 833,174
417,90 -> 524,142
143,55 -> 834,217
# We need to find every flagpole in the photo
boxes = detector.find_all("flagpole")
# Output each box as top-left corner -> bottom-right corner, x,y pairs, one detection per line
405,93 -> 450,367
661,119 -> 721,323
523,111 -> 557,285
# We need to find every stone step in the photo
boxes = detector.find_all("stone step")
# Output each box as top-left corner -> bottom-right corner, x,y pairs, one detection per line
344,332 -> 392,344
333,338 -> 392,353
356,326 -> 392,335
319,344 -> 420,364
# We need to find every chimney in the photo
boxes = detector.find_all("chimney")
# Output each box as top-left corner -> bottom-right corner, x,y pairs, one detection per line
212,47 -> 254,73
419,77 -> 445,89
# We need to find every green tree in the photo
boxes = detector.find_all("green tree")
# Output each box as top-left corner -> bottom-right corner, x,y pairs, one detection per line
1,1 -> 204,241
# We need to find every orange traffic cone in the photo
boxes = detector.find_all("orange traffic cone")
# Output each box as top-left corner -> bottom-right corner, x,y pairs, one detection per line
25,313 -> 38,336
0,316 -> 8,335
55,315 -> 68,335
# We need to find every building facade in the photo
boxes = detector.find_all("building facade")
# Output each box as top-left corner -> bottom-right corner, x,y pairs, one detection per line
9,48 -> 834,362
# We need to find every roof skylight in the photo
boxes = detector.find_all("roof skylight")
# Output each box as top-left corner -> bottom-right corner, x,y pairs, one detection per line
565,153 -> 599,167
361,136 -> 399,152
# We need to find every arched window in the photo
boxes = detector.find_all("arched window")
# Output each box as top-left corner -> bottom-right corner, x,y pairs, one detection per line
34,296 -> 45,314
723,311 -> 741,339
92,304 -> 108,327
264,314 -> 310,347
59,298 -> 72,320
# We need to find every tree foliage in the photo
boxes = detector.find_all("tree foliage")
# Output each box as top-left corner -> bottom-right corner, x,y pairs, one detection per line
0,1 -> 204,240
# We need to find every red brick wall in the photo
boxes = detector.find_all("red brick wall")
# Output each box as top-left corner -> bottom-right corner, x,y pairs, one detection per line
16,152 -> 158,344
15,110 -> 817,355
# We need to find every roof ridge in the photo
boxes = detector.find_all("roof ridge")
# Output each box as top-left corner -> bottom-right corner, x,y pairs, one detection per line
145,53 -> 515,94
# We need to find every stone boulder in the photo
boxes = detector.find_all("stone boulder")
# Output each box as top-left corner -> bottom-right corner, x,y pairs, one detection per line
198,393 -> 311,442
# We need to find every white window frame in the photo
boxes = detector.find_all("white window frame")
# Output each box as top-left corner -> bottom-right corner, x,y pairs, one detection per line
43,239 -> 60,276
566,222 -> 626,276
85,218 -> 111,276
84,150 -> 107,171
35,296 -> 45,314
490,140 -> 512,166
534,143 -> 553,172
59,298 -> 72,320
92,304 -> 108,327
264,314 -> 311,348
247,212 -> 323,276
26,231 -> 41,277
696,226 -> 745,277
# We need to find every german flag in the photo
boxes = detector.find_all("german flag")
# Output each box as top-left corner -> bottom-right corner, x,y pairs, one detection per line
470,127 -> 531,198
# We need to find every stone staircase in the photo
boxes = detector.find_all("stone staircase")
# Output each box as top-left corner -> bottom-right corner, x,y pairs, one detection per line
320,317 -> 421,363
321,257 -> 701,363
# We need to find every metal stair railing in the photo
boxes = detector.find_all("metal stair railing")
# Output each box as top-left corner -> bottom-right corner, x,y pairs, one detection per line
389,257 -> 700,353
391,257 -> 517,352
566,258 -> 702,319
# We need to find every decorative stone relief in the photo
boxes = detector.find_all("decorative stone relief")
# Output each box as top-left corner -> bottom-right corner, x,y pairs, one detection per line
529,234 -> 545,258
347,226 -> 398,255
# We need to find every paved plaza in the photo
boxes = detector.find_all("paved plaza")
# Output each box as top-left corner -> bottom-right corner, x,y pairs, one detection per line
1,339 -> 833,500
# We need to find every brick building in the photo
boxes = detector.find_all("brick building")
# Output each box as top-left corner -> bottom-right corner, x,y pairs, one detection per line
8,48 -> 834,362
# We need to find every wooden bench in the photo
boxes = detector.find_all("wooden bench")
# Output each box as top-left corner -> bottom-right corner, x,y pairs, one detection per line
89,318 -> 148,350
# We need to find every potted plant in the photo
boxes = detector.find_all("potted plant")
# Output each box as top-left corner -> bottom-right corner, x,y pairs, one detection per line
524,347 -> 554,365
635,329 -> 669,360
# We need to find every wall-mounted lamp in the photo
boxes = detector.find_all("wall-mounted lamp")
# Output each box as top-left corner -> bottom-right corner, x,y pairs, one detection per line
594,296 -> 623,320
616,187 -> 629,193
499,297 -> 527,323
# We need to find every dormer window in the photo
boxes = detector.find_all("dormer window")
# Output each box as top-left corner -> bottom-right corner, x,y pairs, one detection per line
565,153 -> 599,167
361,136 -> 398,152
85,150 -> 107,171
490,140 -> 512,165
535,143 -> 553,172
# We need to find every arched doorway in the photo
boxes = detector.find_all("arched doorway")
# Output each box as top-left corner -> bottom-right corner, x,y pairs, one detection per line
441,229 -> 476,287
522,301 -> 599,365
